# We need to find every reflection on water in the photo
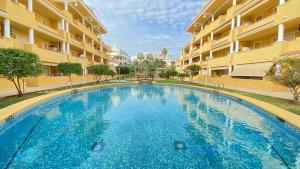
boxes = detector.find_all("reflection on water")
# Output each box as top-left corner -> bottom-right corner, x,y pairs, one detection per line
0,85 -> 299,169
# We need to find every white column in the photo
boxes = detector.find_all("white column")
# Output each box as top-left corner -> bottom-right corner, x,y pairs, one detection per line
83,50 -> 86,58
209,50 -> 213,60
237,14 -> 241,27
199,53 -> 202,61
231,18 -> 235,30
230,42 -> 234,54
189,58 -> 192,64
229,65 -> 232,75
211,15 -> 215,22
189,44 -> 193,53
64,1 -> 68,11
200,38 -> 203,46
61,42 -> 66,53
101,57 -> 104,63
210,32 -> 214,41
92,54 -> 95,62
278,24 -> 285,42
279,0 -> 285,5
208,68 -> 212,77
83,33 -> 86,42
65,22 -> 69,32
201,24 -> 204,30
28,28 -> 34,44
235,40 -> 240,52
4,19 -> 10,38
28,0 -> 33,12
61,19 -> 65,31
233,0 -> 237,6
66,43 -> 70,54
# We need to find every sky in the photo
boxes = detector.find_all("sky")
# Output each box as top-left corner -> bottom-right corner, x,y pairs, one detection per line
84,0 -> 204,59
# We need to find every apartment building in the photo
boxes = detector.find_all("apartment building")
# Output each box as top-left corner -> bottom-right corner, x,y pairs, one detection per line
110,45 -> 131,66
0,0 -> 112,89
176,0 -> 300,91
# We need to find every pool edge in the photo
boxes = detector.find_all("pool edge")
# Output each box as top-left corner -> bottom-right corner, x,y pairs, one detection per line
156,83 -> 300,130
1,82 -> 299,130
0,82 -> 136,124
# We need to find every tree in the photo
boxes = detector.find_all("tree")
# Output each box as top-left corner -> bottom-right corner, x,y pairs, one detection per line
106,69 -> 116,78
177,73 -> 189,81
161,48 -> 168,56
87,64 -> 109,82
137,52 -> 144,62
266,58 -> 300,103
57,62 -> 82,88
0,48 -> 43,96
185,64 -> 201,77
116,66 -> 130,78
165,67 -> 178,79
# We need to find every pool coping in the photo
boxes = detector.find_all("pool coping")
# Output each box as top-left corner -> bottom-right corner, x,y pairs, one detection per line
0,82 -> 299,130
0,82 -> 137,124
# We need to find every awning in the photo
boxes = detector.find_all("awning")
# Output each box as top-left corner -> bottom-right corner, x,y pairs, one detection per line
231,62 -> 273,77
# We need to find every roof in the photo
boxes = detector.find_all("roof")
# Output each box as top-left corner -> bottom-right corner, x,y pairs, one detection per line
71,0 -> 107,34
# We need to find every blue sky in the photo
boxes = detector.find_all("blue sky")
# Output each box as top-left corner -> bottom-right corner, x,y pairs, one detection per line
85,0 -> 204,59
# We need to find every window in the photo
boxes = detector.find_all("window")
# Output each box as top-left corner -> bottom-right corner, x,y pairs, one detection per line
255,14 -> 263,22
297,24 -> 300,32
253,41 -> 262,49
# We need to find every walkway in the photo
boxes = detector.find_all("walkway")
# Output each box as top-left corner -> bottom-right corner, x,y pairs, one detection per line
0,80 -> 96,98
191,80 -> 293,100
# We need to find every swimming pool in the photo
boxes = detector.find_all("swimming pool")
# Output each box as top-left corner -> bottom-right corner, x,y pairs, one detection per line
0,85 -> 299,169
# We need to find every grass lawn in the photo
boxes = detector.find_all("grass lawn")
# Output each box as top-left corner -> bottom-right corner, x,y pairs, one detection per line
156,79 -> 300,116
0,81 -> 127,109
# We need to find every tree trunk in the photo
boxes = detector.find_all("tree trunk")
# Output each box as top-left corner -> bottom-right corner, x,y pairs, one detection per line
69,75 -> 73,88
16,77 -> 23,96
11,78 -> 22,97
292,89 -> 299,104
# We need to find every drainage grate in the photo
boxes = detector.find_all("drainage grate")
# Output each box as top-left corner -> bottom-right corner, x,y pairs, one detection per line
174,140 -> 187,151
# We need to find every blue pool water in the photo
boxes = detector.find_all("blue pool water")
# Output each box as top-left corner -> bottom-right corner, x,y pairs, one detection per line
0,85 -> 300,169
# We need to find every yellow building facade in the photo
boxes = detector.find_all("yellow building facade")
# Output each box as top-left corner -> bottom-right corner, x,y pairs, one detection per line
0,0 -> 112,89
176,0 -> 300,91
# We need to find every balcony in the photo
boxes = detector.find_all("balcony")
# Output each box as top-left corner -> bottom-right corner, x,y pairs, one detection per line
35,21 -> 65,40
232,42 -> 283,65
0,37 -> 26,49
237,13 -> 277,39
68,55 -> 87,65
1,0 -> 35,27
212,35 -> 230,48
25,45 -> 68,64
277,0 -> 300,23
85,43 -> 95,53
208,55 -> 232,68
68,34 -> 83,49
191,48 -> 200,57
200,41 -> 212,53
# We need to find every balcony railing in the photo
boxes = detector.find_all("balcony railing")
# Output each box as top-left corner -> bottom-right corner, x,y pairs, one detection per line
35,20 -> 65,39
237,13 -> 277,39
232,43 -> 283,65
208,55 -> 231,67
25,45 -> 67,64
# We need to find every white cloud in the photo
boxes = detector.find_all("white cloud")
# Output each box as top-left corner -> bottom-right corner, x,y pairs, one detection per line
86,0 -> 203,28
84,0 -> 204,58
